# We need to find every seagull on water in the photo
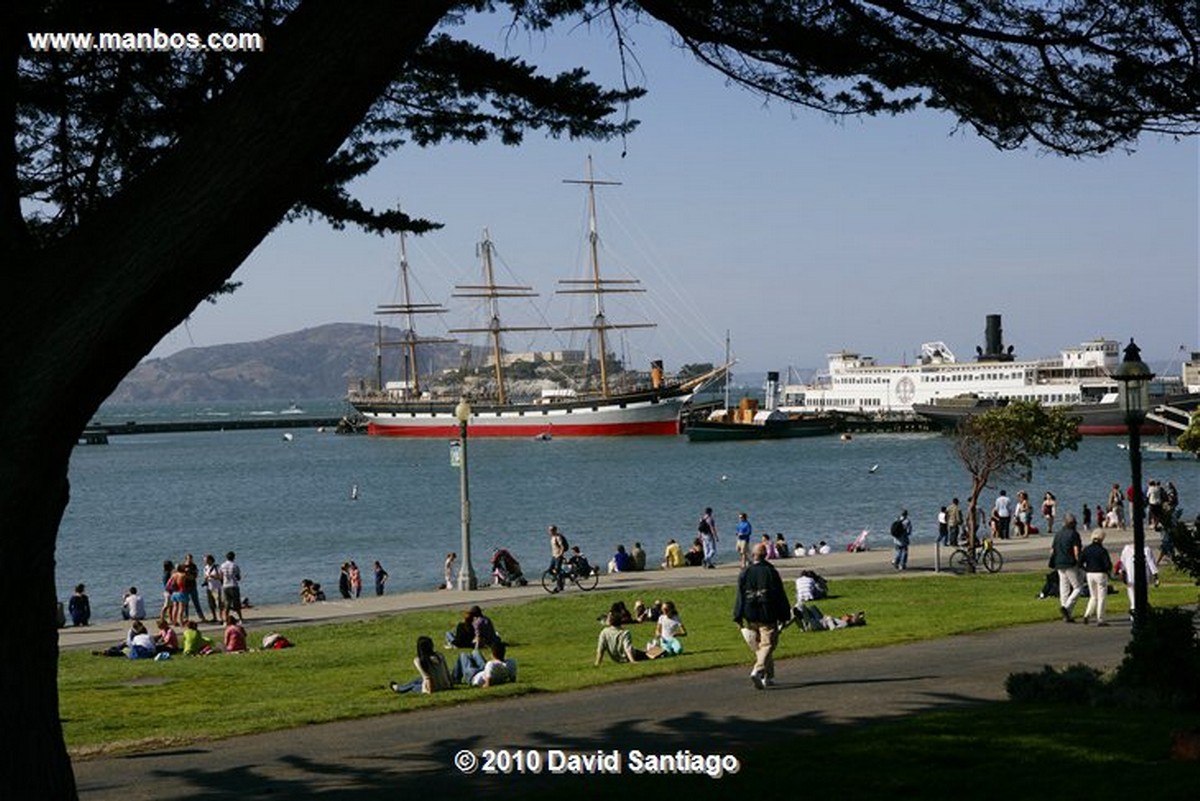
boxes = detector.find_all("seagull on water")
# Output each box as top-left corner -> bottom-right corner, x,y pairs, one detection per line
868,464 -> 879,473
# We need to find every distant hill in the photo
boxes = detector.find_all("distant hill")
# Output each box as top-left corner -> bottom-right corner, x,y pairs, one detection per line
108,323 -> 467,403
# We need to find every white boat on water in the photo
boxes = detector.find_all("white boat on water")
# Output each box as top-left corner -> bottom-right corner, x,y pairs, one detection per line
780,315 -> 1194,434
347,159 -> 725,438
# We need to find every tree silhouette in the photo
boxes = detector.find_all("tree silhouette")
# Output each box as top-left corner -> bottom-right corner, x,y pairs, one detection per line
6,1 -> 1198,795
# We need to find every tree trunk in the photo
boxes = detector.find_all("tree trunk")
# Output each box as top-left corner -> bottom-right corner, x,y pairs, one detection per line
0,2 -> 453,795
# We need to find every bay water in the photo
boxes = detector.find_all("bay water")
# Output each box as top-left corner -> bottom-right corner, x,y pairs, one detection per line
59,400 -> 1194,621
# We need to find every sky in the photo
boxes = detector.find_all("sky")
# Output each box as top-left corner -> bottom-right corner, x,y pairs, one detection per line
148,12 -> 1200,383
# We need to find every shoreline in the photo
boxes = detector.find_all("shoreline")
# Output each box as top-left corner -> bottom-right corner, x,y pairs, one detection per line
57,527 -> 1138,652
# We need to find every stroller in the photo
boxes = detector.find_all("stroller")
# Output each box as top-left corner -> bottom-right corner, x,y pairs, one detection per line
491,548 -> 528,587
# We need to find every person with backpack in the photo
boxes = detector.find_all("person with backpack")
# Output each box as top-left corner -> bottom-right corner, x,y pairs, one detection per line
890,510 -> 912,570
733,542 -> 791,689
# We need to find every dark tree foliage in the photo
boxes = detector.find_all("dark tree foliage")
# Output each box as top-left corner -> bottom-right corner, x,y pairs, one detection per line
633,0 -> 1200,154
5,1 -> 1199,796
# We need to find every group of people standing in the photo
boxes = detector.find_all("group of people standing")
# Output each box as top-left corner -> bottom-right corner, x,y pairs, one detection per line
159,552 -> 243,626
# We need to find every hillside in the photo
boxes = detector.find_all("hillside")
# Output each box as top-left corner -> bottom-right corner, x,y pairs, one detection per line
108,323 -> 464,403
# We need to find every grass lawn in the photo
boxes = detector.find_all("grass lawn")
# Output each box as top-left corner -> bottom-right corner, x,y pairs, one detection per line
61,567 -> 1199,763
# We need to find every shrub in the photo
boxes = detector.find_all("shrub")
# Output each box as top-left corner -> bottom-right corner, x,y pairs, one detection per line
1005,663 -> 1105,704
1112,607 -> 1200,710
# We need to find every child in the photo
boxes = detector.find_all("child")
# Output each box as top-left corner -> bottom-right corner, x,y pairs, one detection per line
443,552 -> 456,590
68,583 -> 91,627
182,620 -> 215,655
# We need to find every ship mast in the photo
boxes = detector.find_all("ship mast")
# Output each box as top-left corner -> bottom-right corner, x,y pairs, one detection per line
373,228 -> 454,397
451,229 -> 548,405
557,157 -> 654,398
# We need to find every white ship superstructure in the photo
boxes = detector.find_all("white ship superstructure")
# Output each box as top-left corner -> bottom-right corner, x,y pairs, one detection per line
780,315 -> 1123,414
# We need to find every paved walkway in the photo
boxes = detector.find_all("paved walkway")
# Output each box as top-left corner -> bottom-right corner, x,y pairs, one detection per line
68,529 -> 1146,799
60,530 -> 1102,652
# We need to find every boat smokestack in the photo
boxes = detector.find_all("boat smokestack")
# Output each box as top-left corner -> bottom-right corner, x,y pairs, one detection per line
651,360 -> 663,389
765,371 -> 779,411
977,314 -> 1014,362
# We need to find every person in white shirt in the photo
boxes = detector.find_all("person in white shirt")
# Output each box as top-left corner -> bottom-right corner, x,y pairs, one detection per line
993,490 -> 1013,539
1118,542 -> 1159,619
121,587 -> 145,621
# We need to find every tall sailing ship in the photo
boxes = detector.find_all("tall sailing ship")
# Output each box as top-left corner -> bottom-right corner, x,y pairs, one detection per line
347,160 -> 724,437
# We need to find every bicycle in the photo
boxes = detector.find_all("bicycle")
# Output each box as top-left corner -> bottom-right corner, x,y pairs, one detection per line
948,537 -> 1004,574
541,560 -> 599,593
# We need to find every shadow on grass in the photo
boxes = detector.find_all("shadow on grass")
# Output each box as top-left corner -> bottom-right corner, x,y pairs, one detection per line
78,693 -> 1196,800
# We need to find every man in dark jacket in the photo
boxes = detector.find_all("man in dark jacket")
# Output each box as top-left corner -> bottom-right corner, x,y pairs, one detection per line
733,542 -> 792,689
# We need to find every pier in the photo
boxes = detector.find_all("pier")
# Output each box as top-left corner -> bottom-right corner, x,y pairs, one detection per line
78,415 -> 365,444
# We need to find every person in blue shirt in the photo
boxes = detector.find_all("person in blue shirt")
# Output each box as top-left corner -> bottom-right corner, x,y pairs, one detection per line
611,544 -> 634,572
735,512 -> 753,568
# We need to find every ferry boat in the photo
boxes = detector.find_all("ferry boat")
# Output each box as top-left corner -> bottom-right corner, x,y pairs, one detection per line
780,315 -> 1193,435
347,160 -> 725,438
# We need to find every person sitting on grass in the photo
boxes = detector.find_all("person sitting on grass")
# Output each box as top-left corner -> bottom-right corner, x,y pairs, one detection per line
391,635 -> 454,694
224,613 -> 248,653
595,602 -> 647,665
182,620 -> 216,655
653,600 -> 687,656
127,620 -> 156,660
155,619 -> 180,654
453,641 -> 517,687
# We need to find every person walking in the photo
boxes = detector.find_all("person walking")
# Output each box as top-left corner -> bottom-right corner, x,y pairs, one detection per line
699,507 -> 719,569
1118,540 -> 1160,621
1079,530 -> 1113,626
735,512 -> 753,568
890,510 -> 912,570
733,542 -> 791,690
338,562 -> 352,599
1049,513 -> 1085,623
936,506 -> 949,547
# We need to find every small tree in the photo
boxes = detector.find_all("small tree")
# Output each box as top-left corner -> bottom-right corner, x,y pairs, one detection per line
1177,411 -> 1200,456
952,401 -> 1082,553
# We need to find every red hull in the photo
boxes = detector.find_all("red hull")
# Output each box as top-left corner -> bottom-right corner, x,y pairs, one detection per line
366,419 -> 682,438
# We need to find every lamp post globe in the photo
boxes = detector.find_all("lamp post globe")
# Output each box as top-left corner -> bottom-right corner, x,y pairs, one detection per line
454,399 -> 476,591
1113,339 -> 1154,630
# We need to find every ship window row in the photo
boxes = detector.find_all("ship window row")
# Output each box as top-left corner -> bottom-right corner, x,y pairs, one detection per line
836,372 -> 1030,384
920,372 -> 1025,382
800,398 -> 881,408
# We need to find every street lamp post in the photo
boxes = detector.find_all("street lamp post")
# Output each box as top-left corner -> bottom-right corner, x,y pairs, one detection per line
454,399 -> 477,591
1113,339 -> 1154,630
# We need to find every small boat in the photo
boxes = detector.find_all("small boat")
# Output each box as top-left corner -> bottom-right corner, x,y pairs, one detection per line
686,371 -> 836,442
